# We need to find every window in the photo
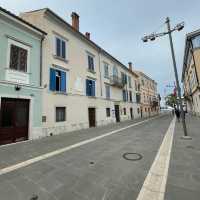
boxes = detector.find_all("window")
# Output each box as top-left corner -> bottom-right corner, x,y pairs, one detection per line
106,108 -> 111,117
55,37 -> 66,59
121,72 -> 127,84
56,107 -> 66,122
136,94 -> 141,103
138,84 -> 140,91
192,35 -> 200,49
88,55 -> 95,71
128,76 -> 132,88
129,91 -> 133,102
142,79 -> 144,86
9,44 -> 28,72
86,79 -> 95,96
105,85 -> 110,99
50,68 -> 67,93
135,81 -> 137,90
123,108 -> 126,115
122,90 -> 128,102
104,63 -> 109,78
113,66 -> 118,77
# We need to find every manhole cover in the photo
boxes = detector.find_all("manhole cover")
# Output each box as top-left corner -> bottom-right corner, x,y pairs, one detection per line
122,153 -> 143,161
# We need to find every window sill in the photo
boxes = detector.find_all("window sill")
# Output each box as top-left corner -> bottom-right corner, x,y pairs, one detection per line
87,95 -> 96,98
104,76 -> 110,79
87,69 -> 96,74
53,55 -> 69,63
51,91 -> 68,95
5,68 -> 30,74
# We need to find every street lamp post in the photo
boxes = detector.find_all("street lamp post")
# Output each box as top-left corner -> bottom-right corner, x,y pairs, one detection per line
142,17 -> 191,139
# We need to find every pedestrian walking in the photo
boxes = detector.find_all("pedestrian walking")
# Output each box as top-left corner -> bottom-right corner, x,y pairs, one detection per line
175,108 -> 180,122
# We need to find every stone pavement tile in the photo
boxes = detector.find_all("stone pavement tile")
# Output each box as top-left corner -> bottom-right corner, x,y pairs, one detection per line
119,170 -> 147,191
105,183 -> 139,200
72,179 -> 106,200
52,185 -> 89,200
47,168 -> 80,189
0,181 -> 21,200
0,170 -> 23,184
165,184 -> 200,200
36,173 -> 63,192
6,176 -> 56,200
78,170 -> 108,186
167,173 -> 200,192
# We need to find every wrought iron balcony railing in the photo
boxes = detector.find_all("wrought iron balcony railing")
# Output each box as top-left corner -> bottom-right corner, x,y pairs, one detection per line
110,75 -> 125,88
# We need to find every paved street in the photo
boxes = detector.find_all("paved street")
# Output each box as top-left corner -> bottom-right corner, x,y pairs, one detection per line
0,114 -> 173,200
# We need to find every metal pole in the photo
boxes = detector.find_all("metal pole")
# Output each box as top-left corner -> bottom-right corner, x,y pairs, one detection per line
166,17 -> 188,137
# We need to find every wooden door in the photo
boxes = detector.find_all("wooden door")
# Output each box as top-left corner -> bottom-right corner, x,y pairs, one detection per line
130,108 -> 133,119
0,98 -> 29,145
114,105 -> 120,122
88,108 -> 96,127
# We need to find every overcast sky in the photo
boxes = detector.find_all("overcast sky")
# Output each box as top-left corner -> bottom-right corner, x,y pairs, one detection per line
1,0 -> 200,100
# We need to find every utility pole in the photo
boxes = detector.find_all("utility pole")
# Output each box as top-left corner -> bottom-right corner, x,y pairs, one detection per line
166,17 -> 189,138
142,17 -> 191,139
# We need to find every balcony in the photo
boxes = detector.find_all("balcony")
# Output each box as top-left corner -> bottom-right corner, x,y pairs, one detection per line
110,75 -> 125,88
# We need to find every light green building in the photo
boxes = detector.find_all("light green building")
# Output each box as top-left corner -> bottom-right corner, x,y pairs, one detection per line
0,7 -> 46,145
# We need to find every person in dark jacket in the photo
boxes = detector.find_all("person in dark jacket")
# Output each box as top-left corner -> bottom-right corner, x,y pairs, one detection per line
175,108 -> 180,122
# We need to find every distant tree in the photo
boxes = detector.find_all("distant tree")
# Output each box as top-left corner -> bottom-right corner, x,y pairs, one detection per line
165,93 -> 177,108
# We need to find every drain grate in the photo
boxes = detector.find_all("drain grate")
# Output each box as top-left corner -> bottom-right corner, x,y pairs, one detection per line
122,153 -> 143,161
89,161 -> 95,165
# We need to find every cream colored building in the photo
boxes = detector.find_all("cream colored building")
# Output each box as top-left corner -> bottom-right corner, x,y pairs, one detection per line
182,30 -> 200,116
135,71 -> 159,118
21,8 -> 141,138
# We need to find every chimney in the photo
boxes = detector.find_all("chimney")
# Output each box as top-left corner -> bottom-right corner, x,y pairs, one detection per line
128,62 -> 133,71
85,32 -> 90,39
71,12 -> 79,31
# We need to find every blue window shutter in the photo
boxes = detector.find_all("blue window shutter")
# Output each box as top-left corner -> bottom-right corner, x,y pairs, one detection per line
56,38 -> 61,57
61,41 -> 66,59
88,56 -> 90,69
86,79 -> 90,96
50,68 -> 56,91
61,71 -> 66,92
92,81 -> 95,96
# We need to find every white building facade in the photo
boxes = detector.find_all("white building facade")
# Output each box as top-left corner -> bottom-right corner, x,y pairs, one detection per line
21,9 -> 142,137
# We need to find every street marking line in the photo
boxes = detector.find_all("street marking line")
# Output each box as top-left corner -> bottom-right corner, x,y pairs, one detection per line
0,115 -> 163,176
136,117 -> 176,200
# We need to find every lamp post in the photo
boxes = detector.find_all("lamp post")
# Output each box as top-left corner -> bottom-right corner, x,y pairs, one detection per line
142,17 -> 191,139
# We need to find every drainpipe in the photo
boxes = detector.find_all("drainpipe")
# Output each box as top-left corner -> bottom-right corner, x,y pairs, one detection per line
40,35 -> 45,87
189,39 -> 200,88
98,49 -> 103,96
